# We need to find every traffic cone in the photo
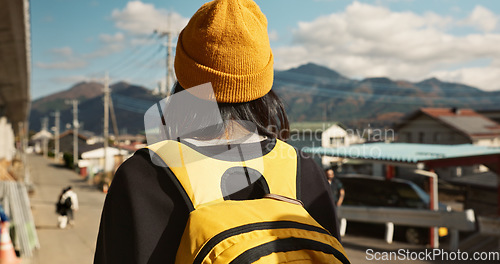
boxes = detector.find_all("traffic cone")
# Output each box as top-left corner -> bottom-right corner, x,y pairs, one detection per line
0,222 -> 20,264
102,183 -> 109,194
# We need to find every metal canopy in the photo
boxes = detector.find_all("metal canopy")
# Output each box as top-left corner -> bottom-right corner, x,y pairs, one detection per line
0,0 -> 31,130
303,143 -> 500,166
304,142 -> 500,216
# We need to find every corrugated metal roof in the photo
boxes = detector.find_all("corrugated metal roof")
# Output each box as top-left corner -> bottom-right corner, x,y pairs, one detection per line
396,108 -> 500,139
303,143 -> 500,163
419,108 -> 500,137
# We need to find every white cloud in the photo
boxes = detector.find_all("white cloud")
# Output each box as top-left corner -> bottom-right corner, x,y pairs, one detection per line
40,33 -> 126,69
50,47 -> 73,57
40,33 -> 125,70
99,32 -> 125,43
432,67 -> 500,91
274,1 -> 500,91
268,30 -> 279,42
35,60 -> 87,70
111,1 -> 189,35
40,47 -> 88,70
85,32 -> 126,58
86,44 -> 124,59
130,36 -> 157,46
462,5 -> 498,32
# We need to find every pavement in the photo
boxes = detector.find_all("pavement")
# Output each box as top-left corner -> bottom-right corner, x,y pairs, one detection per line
22,154 -> 106,264
20,154 -> 498,264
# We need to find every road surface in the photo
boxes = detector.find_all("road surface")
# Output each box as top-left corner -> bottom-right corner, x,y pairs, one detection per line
24,154 -> 105,264
22,154 -> 498,263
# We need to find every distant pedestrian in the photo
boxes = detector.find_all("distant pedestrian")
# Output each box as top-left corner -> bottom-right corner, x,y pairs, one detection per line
56,186 -> 79,228
326,169 -> 345,206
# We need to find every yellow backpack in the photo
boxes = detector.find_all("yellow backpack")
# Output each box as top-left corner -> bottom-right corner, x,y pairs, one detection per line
148,139 -> 350,264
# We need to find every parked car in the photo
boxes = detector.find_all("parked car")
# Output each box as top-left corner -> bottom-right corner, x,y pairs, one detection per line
338,174 -> 450,244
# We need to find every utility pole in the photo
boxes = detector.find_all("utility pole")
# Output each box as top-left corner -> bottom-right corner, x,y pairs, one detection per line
66,100 -> 79,168
165,31 -> 174,96
53,111 -> 60,160
103,72 -> 110,173
109,93 -> 120,143
155,15 -> 176,97
41,117 -> 49,158
109,91 -> 123,167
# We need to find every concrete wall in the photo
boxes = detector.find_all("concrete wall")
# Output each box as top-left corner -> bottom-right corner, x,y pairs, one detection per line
0,117 -> 15,161
474,138 -> 500,147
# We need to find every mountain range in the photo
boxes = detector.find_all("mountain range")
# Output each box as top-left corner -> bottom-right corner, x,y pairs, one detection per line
29,63 -> 500,135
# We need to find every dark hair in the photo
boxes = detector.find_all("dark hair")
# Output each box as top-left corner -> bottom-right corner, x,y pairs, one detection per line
171,82 -> 290,141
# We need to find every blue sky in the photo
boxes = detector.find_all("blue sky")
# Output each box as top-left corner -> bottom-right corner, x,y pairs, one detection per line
31,0 -> 500,99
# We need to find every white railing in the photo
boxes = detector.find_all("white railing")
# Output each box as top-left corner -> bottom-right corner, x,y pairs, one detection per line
478,216 -> 500,237
338,206 -> 476,250
0,181 -> 40,257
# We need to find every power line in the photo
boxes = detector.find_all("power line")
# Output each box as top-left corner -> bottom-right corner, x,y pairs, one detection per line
111,44 -> 164,80
273,79 -> 500,106
88,33 -> 157,76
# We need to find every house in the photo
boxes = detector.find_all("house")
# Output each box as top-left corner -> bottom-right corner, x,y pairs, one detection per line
31,129 -> 53,154
477,109 -> 500,125
80,147 -> 131,174
395,108 -> 500,146
321,123 -> 365,148
321,123 -> 365,167
58,130 -> 90,156
288,122 -> 367,167
395,108 -> 500,178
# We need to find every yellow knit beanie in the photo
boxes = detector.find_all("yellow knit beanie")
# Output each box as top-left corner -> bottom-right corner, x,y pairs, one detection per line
174,0 -> 274,103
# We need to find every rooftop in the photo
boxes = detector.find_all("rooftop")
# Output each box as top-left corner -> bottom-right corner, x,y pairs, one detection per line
303,143 -> 500,164
398,108 -> 500,139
